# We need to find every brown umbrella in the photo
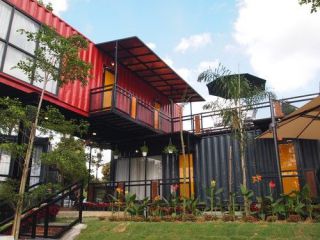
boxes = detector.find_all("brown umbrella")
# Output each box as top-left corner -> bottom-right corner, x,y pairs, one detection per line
259,96 -> 320,140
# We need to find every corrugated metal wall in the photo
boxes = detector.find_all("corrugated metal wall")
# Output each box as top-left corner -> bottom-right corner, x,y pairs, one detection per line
194,130 -> 320,202
162,154 -> 179,198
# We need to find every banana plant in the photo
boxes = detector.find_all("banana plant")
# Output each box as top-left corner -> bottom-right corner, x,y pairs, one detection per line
108,194 -> 121,216
206,180 -> 223,216
240,184 -> 254,216
184,197 -> 200,215
124,194 -> 149,217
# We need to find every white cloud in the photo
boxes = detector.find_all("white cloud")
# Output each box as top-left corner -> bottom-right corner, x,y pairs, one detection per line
172,59 -> 220,99
234,0 -> 320,94
176,68 -> 192,81
197,60 -> 219,73
43,0 -> 69,15
175,33 -> 212,53
163,56 -> 174,67
146,42 -> 156,50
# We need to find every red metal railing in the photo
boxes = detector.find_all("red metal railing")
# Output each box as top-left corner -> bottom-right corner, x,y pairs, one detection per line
171,92 -> 319,135
89,85 -> 173,133
90,86 -> 319,137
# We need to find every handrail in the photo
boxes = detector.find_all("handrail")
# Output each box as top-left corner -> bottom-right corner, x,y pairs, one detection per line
171,92 -> 319,134
26,181 -> 43,192
90,84 -> 173,133
90,84 -> 318,135
116,85 -> 172,120
172,92 -> 319,122
0,181 -> 82,230
90,84 -> 172,120
88,178 -> 194,202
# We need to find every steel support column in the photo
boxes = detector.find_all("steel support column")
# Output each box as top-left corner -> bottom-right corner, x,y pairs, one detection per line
144,156 -> 147,198
112,40 -> 119,110
269,95 -> 283,194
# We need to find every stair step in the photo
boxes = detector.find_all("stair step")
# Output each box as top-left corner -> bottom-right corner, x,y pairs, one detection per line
20,225 -> 67,238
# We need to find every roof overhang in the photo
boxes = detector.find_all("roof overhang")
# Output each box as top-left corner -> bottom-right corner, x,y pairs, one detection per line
96,37 -> 204,103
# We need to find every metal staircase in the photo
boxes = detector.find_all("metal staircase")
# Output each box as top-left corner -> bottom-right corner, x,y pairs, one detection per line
0,182 -> 83,239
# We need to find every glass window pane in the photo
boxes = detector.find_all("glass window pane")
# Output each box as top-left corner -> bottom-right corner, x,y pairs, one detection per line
39,42 -> 60,68
29,145 -> 43,186
0,41 -> 4,67
3,46 -> 32,83
0,151 -> 11,177
33,68 -> 58,94
0,0 -> 12,39
9,10 -> 39,54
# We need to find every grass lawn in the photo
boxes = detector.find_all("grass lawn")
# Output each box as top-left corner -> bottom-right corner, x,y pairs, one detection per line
76,219 -> 320,240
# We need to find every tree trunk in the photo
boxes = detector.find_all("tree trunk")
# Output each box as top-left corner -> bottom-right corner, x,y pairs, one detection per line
239,127 -> 249,216
228,144 -> 232,201
12,79 -> 48,240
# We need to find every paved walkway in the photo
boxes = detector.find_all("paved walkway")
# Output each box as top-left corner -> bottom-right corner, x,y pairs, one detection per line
60,224 -> 87,240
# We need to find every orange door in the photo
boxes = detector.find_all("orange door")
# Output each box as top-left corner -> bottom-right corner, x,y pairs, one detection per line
154,102 -> 161,129
279,143 -> 300,194
131,96 -> 137,119
103,70 -> 115,109
179,153 -> 194,198
194,115 -> 201,134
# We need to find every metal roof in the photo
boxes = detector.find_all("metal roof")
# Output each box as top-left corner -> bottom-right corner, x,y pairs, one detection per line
96,37 -> 204,103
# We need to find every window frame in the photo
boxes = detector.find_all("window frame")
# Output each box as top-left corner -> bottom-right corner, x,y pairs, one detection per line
0,150 -> 11,181
0,0 -> 59,96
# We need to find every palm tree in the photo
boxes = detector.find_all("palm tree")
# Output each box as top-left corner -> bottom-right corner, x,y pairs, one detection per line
198,64 -> 270,215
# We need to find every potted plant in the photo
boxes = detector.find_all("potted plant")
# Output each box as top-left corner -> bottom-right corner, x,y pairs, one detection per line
113,148 -> 120,160
140,143 -> 148,157
163,143 -> 178,154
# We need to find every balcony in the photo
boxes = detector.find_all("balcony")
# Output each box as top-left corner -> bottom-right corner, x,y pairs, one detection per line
89,85 -> 175,142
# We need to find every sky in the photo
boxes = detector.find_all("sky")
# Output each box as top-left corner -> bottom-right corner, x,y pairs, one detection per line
42,0 -> 320,177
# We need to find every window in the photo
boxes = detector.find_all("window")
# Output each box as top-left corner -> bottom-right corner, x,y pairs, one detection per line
0,151 -> 11,181
33,79 -> 58,94
3,46 -> 31,83
33,68 -> 58,94
0,0 -> 11,39
0,41 -> 4,67
0,0 -> 58,95
9,10 -> 39,54
29,145 -> 42,186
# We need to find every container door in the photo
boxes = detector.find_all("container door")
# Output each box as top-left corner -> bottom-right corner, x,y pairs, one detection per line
279,143 -> 300,194
154,102 -> 161,129
131,96 -> 137,119
103,70 -> 115,109
179,153 -> 194,198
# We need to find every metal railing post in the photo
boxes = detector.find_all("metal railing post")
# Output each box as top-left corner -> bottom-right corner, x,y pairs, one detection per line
79,183 -> 84,223
31,213 -> 37,238
144,156 -> 147,198
44,206 -> 49,238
